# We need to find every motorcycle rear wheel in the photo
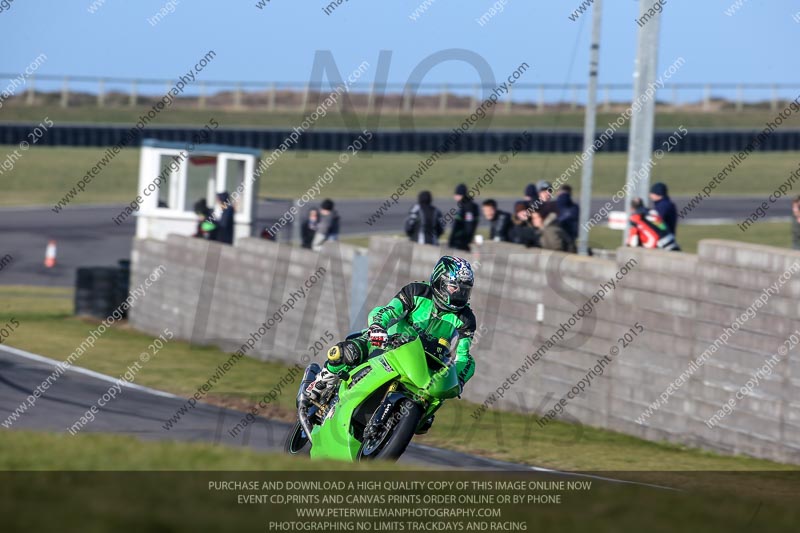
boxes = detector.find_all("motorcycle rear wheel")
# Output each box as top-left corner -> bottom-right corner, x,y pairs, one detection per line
284,421 -> 310,455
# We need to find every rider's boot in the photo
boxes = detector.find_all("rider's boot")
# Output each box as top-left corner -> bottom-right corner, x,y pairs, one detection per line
303,340 -> 365,404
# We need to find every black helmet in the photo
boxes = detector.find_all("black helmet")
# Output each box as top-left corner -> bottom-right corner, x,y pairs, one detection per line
430,256 -> 474,312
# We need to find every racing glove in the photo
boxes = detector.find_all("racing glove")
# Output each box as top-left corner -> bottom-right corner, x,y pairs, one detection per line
368,324 -> 388,348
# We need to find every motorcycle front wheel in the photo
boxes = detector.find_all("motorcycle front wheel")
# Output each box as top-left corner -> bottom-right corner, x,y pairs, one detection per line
357,398 -> 422,462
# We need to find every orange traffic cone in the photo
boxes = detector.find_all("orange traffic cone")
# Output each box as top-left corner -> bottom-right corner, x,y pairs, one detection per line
44,240 -> 57,268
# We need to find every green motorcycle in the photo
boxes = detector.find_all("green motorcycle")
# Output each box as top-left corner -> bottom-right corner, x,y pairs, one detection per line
284,332 -> 461,462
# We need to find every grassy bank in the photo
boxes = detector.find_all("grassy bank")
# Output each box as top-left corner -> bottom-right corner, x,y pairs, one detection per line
2,285 -> 799,532
0,285 -> 795,473
0,432 -> 796,533
0,430 -> 388,471
3,145 -> 800,207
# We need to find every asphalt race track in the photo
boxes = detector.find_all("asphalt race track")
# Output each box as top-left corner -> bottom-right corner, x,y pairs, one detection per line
0,195 -> 790,287
0,343 -> 531,469
0,344 -> 675,489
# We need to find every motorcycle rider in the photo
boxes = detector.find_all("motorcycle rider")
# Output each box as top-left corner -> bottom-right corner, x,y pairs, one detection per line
304,256 -> 477,429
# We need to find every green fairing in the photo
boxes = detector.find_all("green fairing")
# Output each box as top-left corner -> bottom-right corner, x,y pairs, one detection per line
309,336 -> 460,462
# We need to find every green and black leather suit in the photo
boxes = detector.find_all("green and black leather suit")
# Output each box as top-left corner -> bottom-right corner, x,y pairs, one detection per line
325,281 -> 477,386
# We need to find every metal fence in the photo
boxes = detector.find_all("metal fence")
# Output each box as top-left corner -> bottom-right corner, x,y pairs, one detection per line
3,73 -> 800,113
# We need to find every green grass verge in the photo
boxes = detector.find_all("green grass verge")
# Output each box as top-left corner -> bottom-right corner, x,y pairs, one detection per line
0,437 -> 795,533
0,430 -> 392,471
4,146 -> 800,207
0,287 -> 306,411
2,146 -> 140,206
3,105 -> 796,130
2,286 -> 799,532
0,285 -> 795,473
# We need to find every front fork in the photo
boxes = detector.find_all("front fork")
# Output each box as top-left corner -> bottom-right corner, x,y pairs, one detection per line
363,382 -> 427,441
297,363 -> 348,440
296,363 -> 326,440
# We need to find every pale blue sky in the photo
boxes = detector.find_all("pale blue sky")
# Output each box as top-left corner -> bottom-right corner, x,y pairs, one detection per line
1,0 -> 798,102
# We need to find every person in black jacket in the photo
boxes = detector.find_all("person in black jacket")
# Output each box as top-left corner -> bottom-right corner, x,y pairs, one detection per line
649,182 -> 678,236
405,190 -> 445,245
448,183 -> 479,251
523,183 -> 538,207
555,184 -> 579,241
193,198 -> 218,241
481,199 -> 512,242
215,192 -> 235,245
508,201 -> 539,248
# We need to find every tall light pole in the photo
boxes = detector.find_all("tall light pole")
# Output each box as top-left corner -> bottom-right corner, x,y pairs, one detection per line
577,0 -> 603,256
623,0 -> 662,245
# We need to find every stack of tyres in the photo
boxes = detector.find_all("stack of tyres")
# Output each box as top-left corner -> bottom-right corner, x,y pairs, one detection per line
74,266 -> 125,320
74,268 -> 93,317
116,260 -> 131,318
91,267 -> 116,319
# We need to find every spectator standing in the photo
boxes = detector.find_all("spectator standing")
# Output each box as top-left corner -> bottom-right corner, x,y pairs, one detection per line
404,191 -> 445,245
532,204 -> 576,253
448,183 -> 479,251
215,192 -> 235,245
627,197 -> 680,251
523,183 -> 538,207
792,196 -> 800,250
193,198 -> 217,241
508,201 -> 539,248
481,199 -> 512,242
301,208 -> 320,249
312,199 -> 340,251
555,184 -> 580,241
649,182 -> 678,235
535,180 -> 557,214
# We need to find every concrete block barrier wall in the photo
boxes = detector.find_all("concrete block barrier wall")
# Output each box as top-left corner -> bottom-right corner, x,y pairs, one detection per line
130,236 -> 356,363
130,235 -> 800,464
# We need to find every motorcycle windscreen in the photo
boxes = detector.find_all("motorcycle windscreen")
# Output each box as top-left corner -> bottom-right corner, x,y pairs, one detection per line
423,330 -> 460,399
425,364 -> 460,399
383,336 -> 431,390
